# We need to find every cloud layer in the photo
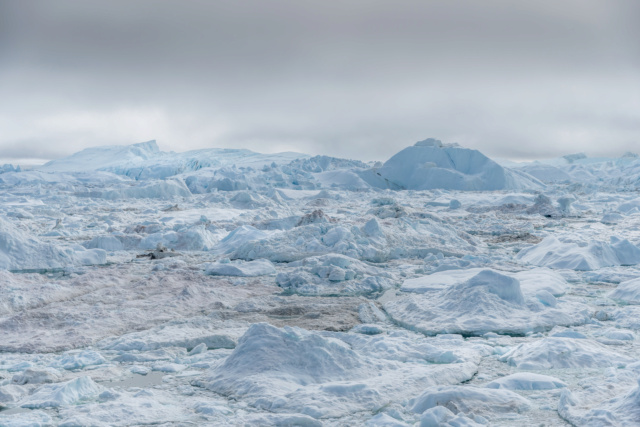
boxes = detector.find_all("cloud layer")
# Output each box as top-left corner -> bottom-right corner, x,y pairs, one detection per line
1,0 -> 638,162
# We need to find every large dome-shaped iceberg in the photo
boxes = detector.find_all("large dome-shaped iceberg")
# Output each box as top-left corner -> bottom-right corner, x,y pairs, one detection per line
361,138 -> 543,191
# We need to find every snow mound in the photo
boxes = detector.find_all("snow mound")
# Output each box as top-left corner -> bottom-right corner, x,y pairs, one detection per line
195,323 -> 479,418
484,372 -> 567,390
138,225 -> 218,251
212,225 -> 270,255
409,385 -> 531,417
83,235 -> 124,251
0,217 -> 106,270
20,376 -> 103,408
361,138 -> 542,191
384,269 -> 588,336
559,377 -> 640,426
516,236 -> 640,270
609,277 -> 640,304
204,259 -> 276,277
198,323 -> 369,397
500,337 -> 635,369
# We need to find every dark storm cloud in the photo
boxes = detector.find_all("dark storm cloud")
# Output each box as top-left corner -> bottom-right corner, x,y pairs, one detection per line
0,0 -> 638,162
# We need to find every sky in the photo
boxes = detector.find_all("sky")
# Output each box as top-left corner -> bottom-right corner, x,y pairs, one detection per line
0,0 -> 638,164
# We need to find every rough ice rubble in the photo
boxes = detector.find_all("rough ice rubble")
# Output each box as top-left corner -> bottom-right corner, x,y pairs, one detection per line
383,268 -> 588,336
225,213 -> 478,263
196,323 -> 480,419
516,235 -> 640,270
92,178 -> 192,200
275,253 -> 393,295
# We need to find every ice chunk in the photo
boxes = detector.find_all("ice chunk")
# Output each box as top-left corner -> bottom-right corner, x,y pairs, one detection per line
385,269 -> 588,335
360,141 -> 542,191
83,235 -> 124,251
500,337 -> 634,369
517,236 -> 640,270
609,277 -> 640,304
213,225 -> 269,255
484,372 -> 567,390
204,259 -> 276,277
20,376 -> 103,408
195,323 -> 479,418
409,385 -> 531,416
51,350 -> 106,370
602,212 -> 623,224
0,217 -> 106,270
12,368 -> 60,385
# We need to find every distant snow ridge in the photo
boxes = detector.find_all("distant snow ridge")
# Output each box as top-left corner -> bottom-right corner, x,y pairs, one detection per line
39,140 -> 161,173
0,164 -> 21,173
34,139 -> 545,192
360,138 -> 543,191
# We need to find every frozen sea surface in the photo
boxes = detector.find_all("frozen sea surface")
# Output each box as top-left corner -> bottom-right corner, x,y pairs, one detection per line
3,139 -> 640,425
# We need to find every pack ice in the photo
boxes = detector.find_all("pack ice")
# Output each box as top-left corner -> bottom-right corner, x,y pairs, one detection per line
3,138 -> 640,426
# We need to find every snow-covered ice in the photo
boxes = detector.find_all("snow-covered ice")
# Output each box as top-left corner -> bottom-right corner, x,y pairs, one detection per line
4,139 -> 640,425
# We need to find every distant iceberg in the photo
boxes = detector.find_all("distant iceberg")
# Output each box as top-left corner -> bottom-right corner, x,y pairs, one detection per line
360,138 -> 543,191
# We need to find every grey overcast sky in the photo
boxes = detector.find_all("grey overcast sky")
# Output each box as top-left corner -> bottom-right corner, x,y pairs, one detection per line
0,0 -> 638,164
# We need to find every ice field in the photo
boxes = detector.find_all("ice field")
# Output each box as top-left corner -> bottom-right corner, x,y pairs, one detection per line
3,138 -> 640,425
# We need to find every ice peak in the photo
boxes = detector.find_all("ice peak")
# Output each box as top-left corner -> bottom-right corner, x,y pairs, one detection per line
415,138 -> 443,147
131,140 -> 160,153
414,138 -> 461,149
562,153 -> 587,163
